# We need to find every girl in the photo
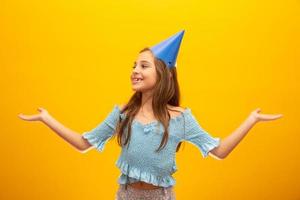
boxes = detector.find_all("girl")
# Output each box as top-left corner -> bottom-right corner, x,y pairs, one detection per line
18,30 -> 282,200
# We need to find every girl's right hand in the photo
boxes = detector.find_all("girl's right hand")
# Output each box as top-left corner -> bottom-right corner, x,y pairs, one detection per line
18,107 -> 49,122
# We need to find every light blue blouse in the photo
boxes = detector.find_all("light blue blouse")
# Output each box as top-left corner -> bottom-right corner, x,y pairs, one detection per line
82,105 -> 220,187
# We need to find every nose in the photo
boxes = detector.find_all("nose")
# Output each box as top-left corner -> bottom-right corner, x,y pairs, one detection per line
131,68 -> 138,78
132,65 -> 140,74
132,66 -> 140,75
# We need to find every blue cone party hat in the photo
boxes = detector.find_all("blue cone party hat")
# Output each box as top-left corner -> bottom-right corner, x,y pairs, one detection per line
150,30 -> 185,68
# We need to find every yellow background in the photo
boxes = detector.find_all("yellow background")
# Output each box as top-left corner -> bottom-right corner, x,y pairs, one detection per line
1,0 -> 299,199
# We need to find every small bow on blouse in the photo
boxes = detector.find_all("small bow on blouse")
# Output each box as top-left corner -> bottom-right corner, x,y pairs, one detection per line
143,125 -> 154,134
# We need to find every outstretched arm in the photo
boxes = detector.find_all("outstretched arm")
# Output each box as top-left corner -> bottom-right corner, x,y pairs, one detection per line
18,108 -> 92,153
209,108 -> 283,159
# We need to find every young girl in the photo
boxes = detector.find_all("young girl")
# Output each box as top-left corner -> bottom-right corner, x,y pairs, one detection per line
18,30 -> 282,200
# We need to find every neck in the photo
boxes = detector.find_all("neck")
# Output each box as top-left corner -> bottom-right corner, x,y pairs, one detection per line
141,90 -> 153,112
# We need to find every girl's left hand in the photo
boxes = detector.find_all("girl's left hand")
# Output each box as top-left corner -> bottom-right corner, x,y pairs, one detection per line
249,108 -> 283,123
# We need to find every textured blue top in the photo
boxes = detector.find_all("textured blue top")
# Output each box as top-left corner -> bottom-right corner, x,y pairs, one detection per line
82,105 -> 220,187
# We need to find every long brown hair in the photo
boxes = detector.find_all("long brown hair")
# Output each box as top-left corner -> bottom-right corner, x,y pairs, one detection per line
114,47 -> 184,153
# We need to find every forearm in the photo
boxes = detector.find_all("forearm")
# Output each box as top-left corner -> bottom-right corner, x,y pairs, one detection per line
213,115 -> 258,159
42,114 -> 87,152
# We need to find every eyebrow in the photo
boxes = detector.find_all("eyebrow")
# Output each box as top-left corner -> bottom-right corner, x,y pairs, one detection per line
134,60 -> 151,65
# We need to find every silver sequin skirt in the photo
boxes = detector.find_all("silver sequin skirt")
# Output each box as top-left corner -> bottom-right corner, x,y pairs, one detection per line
115,184 -> 176,200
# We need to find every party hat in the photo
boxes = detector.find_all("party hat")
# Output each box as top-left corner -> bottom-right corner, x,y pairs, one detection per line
150,30 -> 185,68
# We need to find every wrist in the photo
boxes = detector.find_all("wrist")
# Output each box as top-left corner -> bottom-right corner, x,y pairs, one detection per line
41,113 -> 51,124
248,113 -> 259,124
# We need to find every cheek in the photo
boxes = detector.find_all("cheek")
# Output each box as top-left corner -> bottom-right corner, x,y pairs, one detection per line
141,70 -> 157,87
143,77 -> 156,86
147,72 -> 157,84
149,77 -> 157,85
150,70 -> 157,83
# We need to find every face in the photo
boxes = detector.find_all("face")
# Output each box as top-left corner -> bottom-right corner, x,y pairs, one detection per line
131,50 -> 157,92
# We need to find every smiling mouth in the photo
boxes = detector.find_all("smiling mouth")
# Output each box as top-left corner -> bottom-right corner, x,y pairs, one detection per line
132,78 -> 143,84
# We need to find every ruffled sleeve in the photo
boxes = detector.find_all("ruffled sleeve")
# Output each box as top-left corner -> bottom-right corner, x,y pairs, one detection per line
82,105 -> 121,152
183,110 -> 221,158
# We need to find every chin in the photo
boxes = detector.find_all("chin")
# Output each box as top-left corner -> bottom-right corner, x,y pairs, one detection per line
131,85 -> 148,92
131,86 -> 154,94
132,87 -> 142,92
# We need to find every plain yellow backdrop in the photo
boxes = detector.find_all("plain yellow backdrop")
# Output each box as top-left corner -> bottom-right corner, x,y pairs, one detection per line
1,0 -> 299,199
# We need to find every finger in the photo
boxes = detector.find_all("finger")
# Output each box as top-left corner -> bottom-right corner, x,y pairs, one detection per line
273,114 -> 283,119
18,114 -> 38,121
264,114 -> 283,118
18,114 -> 24,119
18,114 -> 28,120
262,114 -> 283,120
252,108 -> 261,113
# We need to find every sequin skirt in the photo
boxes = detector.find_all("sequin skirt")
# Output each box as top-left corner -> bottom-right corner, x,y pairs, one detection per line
115,184 -> 176,200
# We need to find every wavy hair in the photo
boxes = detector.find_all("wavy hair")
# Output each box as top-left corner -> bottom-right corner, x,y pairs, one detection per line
114,47 -> 184,152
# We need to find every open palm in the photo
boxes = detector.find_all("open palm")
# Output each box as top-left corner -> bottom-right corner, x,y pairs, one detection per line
18,107 -> 49,122
250,108 -> 283,122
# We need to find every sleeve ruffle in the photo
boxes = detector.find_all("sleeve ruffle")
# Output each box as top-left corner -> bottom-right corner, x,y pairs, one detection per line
183,110 -> 221,158
82,131 -> 111,152
82,105 -> 121,152
186,134 -> 220,158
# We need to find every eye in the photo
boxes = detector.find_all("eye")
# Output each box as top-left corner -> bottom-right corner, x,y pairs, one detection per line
132,64 -> 148,69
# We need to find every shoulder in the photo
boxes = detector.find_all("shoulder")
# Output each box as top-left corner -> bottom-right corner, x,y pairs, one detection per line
117,104 -> 125,110
167,105 -> 186,112
117,104 -> 127,112
167,105 -> 188,118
